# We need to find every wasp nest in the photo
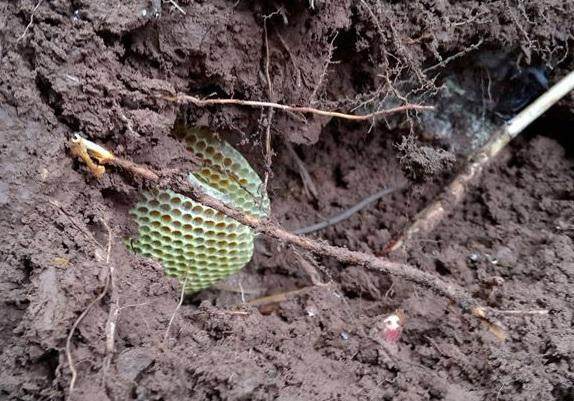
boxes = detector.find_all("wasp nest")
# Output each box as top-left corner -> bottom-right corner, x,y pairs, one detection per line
129,128 -> 270,293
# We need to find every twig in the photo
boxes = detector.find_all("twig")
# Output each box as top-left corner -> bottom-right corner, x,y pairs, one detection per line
451,10 -> 489,27
69,137 -> 499,330
262,14 -> 274,193
238,281 -> 246,303
163,275 -> 188,344
487,308 -> 550,316
423,39 -> 484,74
359,0 -> 385,42
262,14 -> 275,100
183,185 -> 434,298
262,102 -> 274,194
284,141 -> 319,200
386,69 -> 574,253
17,0 -> 43,42
294,186 -> 404,235
102,220 -> 118,373
166,0 -> 186,15
159,94 -> 434,121
66,220 -> 112,398
245,286 -> 314,306
66,282 -> 109,398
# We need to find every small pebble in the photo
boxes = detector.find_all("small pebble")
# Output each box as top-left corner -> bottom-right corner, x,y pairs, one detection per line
71,10 -> 81,23
340,331 -> 349,341
467,252 -> 481,267
305,305 -> 318,317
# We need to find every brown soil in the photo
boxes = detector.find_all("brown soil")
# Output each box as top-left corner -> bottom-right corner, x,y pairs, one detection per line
1,1 -> 573,400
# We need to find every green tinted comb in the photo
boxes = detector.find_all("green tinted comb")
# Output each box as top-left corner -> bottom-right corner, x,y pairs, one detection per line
129,128 -> 269,293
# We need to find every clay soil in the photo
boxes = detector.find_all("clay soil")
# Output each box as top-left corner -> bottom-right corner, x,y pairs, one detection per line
1,1 -> 573,400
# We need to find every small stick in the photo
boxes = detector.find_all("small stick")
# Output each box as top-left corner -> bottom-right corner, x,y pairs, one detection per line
17,0 -> 43,42
66,217 -> 113,397
52,202 -> 109,397
294,186 -> 404,235
487,308 -> 550,316
423,39 -> 484,74
262,15 -> 274,193
284,141 -> 319,199
66,281 -> 109,397
262,15 -> 274,100
159,94 -> 434,122
166,0 -> 186,15
386,69 -> 574,253
103,220 -> 119,373
163,276 -> 188,344
66,220 -> 112,397
245,286 -> 313,307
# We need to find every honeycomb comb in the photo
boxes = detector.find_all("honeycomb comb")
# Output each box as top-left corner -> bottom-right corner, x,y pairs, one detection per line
129,128 -> 269,293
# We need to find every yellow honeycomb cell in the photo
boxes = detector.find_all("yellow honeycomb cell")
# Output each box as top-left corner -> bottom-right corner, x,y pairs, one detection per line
129,127 -> 270,293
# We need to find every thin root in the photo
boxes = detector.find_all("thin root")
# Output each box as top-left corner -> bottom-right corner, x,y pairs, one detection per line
245,286 -> 314,307
159,94 -> 434,122
66,218 -> 112,398
262,15 -> 274,193
163,276 -> 188,344
294,186 -> 404,235
17,0 -> 43,42
284,142 -> 318,200
102,220 -> 118,374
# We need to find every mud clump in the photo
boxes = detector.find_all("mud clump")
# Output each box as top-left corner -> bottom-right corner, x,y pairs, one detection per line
396,135 -> 456,182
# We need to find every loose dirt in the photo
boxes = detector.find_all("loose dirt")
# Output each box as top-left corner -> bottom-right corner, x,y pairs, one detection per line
1,1 -> 573,400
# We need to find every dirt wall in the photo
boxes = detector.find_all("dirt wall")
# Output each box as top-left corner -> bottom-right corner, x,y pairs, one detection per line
1,1 -> 573,400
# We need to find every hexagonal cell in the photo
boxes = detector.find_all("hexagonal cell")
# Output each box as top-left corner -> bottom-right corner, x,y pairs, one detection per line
157,192 -> 169,202
182,214 -> 193,223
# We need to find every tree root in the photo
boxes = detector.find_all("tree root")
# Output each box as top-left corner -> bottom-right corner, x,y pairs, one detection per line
159,94 -> 434,122
69,136 -> 506,338
385,69 -> 574,254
